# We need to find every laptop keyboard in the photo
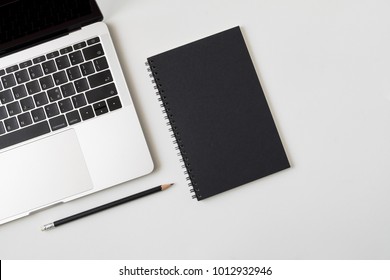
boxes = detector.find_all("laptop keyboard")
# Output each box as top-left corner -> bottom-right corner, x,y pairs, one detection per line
0,37 -> 122,150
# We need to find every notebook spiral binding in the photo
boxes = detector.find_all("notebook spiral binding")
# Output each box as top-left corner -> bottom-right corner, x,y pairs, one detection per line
146,61 -> 200,200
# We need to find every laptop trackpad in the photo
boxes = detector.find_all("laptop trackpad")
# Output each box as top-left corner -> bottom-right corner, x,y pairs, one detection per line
0,129 -> 93,222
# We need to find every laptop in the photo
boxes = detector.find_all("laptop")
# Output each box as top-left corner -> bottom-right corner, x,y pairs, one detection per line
0,0 -> 154,224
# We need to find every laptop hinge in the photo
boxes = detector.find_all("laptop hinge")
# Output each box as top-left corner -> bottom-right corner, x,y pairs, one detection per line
0,26 -> 82,58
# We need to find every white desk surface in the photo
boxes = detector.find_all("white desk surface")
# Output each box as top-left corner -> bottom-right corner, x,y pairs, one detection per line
1,0 -> 390,259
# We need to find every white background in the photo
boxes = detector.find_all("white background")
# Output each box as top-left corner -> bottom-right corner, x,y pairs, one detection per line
1,0 -> 389,259
2,260 -> 390,280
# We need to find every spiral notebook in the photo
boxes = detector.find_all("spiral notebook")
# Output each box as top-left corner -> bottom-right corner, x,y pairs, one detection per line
147,26 -> 290,200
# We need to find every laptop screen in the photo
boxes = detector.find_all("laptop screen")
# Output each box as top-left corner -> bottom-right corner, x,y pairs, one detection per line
0,0 -> 102,57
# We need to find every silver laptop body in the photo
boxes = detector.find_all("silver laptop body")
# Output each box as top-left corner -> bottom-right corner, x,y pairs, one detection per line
0,5 -> 153,224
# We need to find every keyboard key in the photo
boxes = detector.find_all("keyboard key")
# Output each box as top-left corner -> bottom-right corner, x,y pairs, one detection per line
0,106 -> 7,120
66,110 -> 81,125
94,57 -> 109,71
85,83 -> 118,104
107,96 -> 122,111
26,80 -> 41,95
80,61 -> 95,76
69,51 -> 84,65
19,60 -> 32,69
15,69 -> 30,84
60,46 -> 73,55
33,56 -> 46,64
87,37 -> 100,45
47,87 -> 62,102
46,51 -> 59,59
73,41 -> 87,50
39,76 -> 54,90
74,78 -> 89,92
28,65 -> 44,79
53,71 -> 68,86
1,74 -> 16,89
45,103 -> 60,118
0,69 -> 5,76
0,89 -> 14,104
61,83 -> 76,97
72,94 -> 87,108
20,96 -> 35,111
42,60 -> 57,75
31,107 -> 46,122
55,55 -> 71,70
88,70 -> 113,88
58,98 -> 73,113
7,101 -> 22,116
6,65 -> 19,73
4,117 -> 19,132
0,81 -> 2,91
0,121 -> 50,150
13,86 -> 27,100
67,66 -> 82,81
83,43 -> 104,60
49,115 -> 67,131
79,105 -> 95,121
0,121 -> 5,135
93,101 -> 108,116
12,85 -> 28,99
33,92 -> 49,107
17,112 -> 33,127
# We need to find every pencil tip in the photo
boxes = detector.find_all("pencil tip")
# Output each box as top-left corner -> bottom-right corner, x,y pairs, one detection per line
161,183 -> 174,190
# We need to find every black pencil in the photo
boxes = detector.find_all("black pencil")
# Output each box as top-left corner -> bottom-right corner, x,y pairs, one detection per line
41,183 -> 173,231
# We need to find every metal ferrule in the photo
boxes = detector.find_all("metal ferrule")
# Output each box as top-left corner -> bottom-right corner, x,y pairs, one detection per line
41,223 -> 55,231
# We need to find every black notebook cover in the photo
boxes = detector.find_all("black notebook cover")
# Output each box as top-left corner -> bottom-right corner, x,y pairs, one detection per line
147,26 -> 290,200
